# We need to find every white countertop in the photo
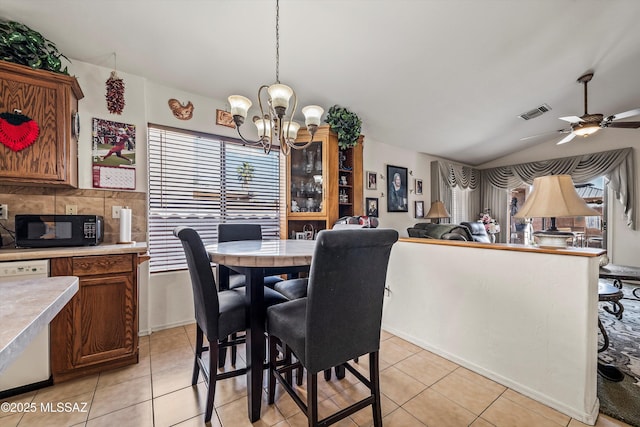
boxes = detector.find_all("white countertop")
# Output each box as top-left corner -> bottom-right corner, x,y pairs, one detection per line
0,242 -> 148,262
0,276 -> 79,373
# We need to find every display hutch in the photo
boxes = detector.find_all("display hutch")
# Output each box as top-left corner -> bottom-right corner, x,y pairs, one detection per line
284,125 -> 363,239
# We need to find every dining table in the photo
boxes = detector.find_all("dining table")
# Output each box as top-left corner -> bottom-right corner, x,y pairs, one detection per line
206,239 -> 316,422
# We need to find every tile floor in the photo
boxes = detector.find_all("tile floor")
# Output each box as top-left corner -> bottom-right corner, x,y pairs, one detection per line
0,324 -> 631,427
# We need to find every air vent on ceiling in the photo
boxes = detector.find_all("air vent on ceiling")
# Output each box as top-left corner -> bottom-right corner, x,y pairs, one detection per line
518,103 -> 552,120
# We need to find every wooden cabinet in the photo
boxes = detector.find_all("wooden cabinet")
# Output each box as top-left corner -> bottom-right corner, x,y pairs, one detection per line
284,125 -> 363,238
50,254 -> 138,383
0,61 -> 83,187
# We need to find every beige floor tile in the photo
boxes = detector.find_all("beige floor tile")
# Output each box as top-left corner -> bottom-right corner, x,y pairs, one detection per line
394,352 -> 456,386
150,345 -> 194,373
329,382 -> 398,426
153,382 -> 208,427
380,330 -> 393,342
0,391 -> 35,421
502,389 -> 570,426
470,417 -> 496,427
85,400 -> 153,427
173,413 -> 223,427
569,413 -> 634,427
386,336 -> 423,354
269,384 -> 302,419
381,407 -> 427,427
403,388 -> 477,427
96,355 -> 151,389
17,391 -> 93,427
378,340 -> 414,366
150,329 -> 192,355
283,400 -> 358,427
0,413 -> 22,427
453,367 -> 507,395
481,395 -> 566,427
217,393 -> 285,427
152,364 -> 200,398
149,325 -> 189,340
431,369 -> 505,415
415,349 -> 460,371
88,375 -> 152,419
379,366 -> 428,406
33,375 -> 98,403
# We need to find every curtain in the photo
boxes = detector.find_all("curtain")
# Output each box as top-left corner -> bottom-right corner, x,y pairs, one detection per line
482,147 -> 635,230
432,148 -> 636,242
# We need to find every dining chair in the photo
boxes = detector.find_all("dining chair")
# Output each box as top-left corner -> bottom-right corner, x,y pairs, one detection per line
217,223 -> 284,289
173,226 -> 288,422
266,228 -> 399,427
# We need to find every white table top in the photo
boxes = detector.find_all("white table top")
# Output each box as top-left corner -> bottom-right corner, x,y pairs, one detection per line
206,239 -> 316,268
0,276 -> 79,373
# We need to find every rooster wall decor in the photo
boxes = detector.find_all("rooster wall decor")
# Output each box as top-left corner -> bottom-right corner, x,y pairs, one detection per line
168,99 -> 194,120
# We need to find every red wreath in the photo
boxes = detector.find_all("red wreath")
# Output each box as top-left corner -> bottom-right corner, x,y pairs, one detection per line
0,112 -> 40,152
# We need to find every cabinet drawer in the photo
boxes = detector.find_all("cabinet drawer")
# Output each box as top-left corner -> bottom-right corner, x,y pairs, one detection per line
73,255 -> 133,276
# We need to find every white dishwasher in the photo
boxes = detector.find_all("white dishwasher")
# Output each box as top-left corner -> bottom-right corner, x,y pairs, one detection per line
0,259 -> 51,395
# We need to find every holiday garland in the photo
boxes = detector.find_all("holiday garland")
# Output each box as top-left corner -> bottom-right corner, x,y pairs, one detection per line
106,71 -> 125,114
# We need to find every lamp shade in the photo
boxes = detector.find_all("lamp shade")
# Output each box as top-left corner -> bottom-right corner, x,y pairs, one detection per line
302,105 -> 324,127
228,95 -> 252,119
514,175 -> 600,219
425,200 -> 450,219
267,84 -> 293,110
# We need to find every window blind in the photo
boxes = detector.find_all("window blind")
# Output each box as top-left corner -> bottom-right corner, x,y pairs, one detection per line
148,124 -> 280,272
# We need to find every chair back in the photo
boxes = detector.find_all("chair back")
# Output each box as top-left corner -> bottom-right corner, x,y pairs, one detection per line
305,228 -> 398,373
218,223 -> 262,243
174,226 -> 220,340
461,221 -> 492,243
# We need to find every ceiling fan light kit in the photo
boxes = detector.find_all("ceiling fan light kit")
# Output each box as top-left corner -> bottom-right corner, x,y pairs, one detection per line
523,72 -> 640,145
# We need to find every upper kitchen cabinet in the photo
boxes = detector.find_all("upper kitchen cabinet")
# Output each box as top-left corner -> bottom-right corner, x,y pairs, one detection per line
0,61 -> 84,187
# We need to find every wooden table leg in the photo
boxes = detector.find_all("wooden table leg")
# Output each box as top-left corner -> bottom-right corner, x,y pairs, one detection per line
245,268 -> 265,422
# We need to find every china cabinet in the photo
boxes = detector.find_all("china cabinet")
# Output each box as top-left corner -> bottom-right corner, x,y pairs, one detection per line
0,61 -> 83,187
284,125 -> 363,238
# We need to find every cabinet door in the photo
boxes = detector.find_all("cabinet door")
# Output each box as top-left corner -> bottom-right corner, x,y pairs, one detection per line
289,141 -> 325,216
0,61 -> 81,187
72,273 -> 137,366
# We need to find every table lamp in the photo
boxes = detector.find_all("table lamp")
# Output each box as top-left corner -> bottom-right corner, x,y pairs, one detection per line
514,174 -> 600,248
425,200 -> 450,224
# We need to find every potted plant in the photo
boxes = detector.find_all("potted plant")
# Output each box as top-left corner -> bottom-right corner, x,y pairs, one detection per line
0,20 -> 69,74
324,105 -> 362,149
236,161 -> 254,188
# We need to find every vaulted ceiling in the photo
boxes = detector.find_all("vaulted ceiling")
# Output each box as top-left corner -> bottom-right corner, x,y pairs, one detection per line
3,0 -> 640,165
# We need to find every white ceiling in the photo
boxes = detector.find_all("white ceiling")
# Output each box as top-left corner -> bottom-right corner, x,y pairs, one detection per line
3,0 -> 640,166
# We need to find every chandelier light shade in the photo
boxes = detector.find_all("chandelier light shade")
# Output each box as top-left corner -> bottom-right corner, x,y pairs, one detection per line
514,174 -> 601,248
227,0 -> 323,156
425,200 -> 450,223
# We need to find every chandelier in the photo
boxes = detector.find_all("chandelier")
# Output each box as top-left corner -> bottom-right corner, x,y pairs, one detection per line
227,0 -> 323,156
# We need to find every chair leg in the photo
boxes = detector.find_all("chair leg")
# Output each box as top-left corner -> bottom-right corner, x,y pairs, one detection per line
323,369 -> 332,381
307,371 -> 319,427
231,332 -> 238,366
205,339 -> 219,423
268,336 -> 278,405
284,346 -> 293,384
192,326 -> 204,385
218,336 -> 228,369
369,352 -> 383,427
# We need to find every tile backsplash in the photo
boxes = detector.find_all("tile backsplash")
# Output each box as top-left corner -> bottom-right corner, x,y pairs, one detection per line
0,185 -> 147,248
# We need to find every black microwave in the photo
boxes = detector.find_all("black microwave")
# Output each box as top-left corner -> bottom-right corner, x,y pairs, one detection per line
15,214 -> 104,248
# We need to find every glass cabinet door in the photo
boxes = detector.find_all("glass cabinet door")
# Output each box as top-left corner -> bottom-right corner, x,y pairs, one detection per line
289,141 -> 323,214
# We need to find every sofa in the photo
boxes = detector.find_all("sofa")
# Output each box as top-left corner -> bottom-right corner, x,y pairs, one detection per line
460,221 -> 492,243
406,223 -> 473,241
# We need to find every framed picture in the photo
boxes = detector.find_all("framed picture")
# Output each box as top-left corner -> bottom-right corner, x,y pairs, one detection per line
366,170 -> 377,190
415,200 -> 425,218
216,109 -> 236,128
386,165 -> 408,212
366,197 -> 379,217
415,178 -> 423,195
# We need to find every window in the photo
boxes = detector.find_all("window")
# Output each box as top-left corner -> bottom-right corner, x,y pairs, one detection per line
450,186 -> 470,224
148,125 -> 280,272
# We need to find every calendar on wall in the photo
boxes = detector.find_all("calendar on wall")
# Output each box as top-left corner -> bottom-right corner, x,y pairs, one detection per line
92,165 -> 136,190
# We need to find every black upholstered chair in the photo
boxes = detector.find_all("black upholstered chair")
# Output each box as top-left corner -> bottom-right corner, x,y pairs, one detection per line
461,221 -> 492,243
173,226 -> 288,422
266,228 -> 399,427
217,223 -> 283,289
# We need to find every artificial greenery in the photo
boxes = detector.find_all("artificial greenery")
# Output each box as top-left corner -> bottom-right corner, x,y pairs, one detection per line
325,105 -> 362,149
0,20 -> 69,75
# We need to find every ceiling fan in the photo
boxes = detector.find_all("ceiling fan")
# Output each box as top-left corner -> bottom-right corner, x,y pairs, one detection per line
521,72 -> 640,145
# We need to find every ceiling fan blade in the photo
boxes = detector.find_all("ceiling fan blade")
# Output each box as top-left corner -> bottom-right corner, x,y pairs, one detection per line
556,133 -> 577,145
606,108 -> 640,122
559,116 -> 583,123
519,129 -> 570,141
605,121 -> 640,129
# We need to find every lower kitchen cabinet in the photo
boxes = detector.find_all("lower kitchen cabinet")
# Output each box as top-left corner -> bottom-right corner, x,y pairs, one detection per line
50,254 -> 138,383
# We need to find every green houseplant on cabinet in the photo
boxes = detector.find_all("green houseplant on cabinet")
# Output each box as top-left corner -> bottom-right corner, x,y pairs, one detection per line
325,105 -> 362,150
0,20 -> 69,74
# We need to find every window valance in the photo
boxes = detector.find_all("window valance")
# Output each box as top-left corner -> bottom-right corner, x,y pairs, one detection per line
482,147 -> 635,229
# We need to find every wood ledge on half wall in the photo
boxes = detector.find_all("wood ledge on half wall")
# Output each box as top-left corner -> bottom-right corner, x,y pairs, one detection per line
400,237 -> 606,257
